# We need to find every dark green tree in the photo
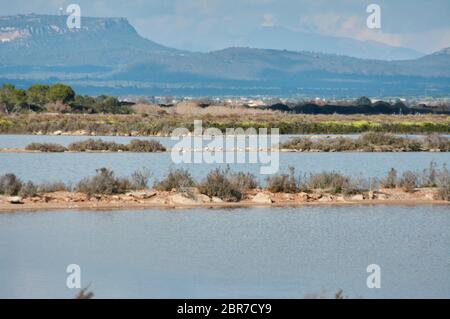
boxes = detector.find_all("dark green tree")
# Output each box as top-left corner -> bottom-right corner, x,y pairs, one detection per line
0,84 -> 29,113
46,84 -> 75,103
26,84 -> 50,106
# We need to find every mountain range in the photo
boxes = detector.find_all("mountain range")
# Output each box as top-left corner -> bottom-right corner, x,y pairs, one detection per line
233,25 -> 423,61
0,14 -> 449,97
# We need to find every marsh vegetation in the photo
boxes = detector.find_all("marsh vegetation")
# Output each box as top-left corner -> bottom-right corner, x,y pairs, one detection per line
1,162 -> 448,201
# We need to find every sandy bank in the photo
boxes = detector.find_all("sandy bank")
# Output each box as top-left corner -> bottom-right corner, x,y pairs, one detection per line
0,188 -> 447,213
0,148 -> 446,153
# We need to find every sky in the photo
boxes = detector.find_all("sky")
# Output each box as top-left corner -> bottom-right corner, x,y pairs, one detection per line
1,0 -> 450,53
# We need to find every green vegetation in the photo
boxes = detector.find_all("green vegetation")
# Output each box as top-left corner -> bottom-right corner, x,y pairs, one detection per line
23,139 -> 166,152
380,161 -> 450,196
22,133 -> 448,153
198,167 -> 258,202
398,171 -> 418,192
75,168 -> 150,196
281,132 -> 450,151
19,181 -> 38,197
0,83 -> 132,114
266,168 -> 362,195
380,168 -> 397,188
0,84 -> 449,135
126,139 -> 166,152
25,142 -> 68,152
67,139 -> 125,152
46,84 -> 75,104
0,173 -> 70,196
0,174 -> 23,196
37,182 -> 70,194
0,113 -> 448,135
304,172 -> 350,194
1,163 -> 449,201
265,167 -> 299,193
68,139 -> 165,152
153,169 -> 195,191
263,162 -> 449,197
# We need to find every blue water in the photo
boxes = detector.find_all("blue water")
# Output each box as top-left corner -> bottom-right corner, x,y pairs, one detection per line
0,152 -> 448,185
0,134 -> 449,299
0,134 -> 446,149
0,205 -> 449,298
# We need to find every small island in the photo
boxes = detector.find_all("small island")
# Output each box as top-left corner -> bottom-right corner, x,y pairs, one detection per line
1,164 -> 448,212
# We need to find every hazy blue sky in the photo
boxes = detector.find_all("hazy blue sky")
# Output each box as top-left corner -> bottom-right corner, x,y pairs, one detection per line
1,0 -> 449,53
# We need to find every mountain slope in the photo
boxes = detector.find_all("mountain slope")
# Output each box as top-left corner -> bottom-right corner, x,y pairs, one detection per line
109,47 -> 450,82
0,14 -> 177,66
240,26 -> 423,61
0,14 -> 449,96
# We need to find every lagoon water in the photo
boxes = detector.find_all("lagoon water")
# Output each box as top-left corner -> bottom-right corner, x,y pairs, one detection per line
0,151 -> 449,185
1,135 -> 449,185
0,205 -> 449,298
0,135 -> 449,298
0,134 -> 448,149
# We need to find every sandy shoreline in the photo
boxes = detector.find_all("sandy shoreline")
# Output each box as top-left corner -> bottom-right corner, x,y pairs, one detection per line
0,148 -> 446,153
1,200 -> 449,214
1,189 -> 448,213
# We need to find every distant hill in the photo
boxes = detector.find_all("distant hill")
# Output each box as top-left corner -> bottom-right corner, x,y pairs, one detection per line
107,47 -> 450,82
0,14 -> 176,66
0,14 -> 449,96
239,25 -> 423,61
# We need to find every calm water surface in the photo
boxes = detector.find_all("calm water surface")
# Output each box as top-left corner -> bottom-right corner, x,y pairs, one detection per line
0,152 -> 448,185
0,134 -> 447,149
0,205 -> 449,298
1,135 -> 448,185
1,135 -> 449,298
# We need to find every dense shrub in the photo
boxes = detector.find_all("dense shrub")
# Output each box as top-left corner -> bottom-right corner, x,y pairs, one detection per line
1,112 -> 448,136
19,181 -> 38,197
305,171 -> 349,194
0,173 -> 23,195
281,136 -> 359,151
198,168 -> 242,201
281,132 -> 448,152
25,142 -> 67,152
358,132 -> 422,151
3,163 -> 450,202
130,168 -> 151,190
265,167 -> 299,193
436,187 -> 450,201
398,171 -> 418,192
360,132 -> 398,146
340,177 -> 369,195
75,168 -> 131,195
423,134 -> 450,151
280,137 -> 313,150
435,164 -> 450,201
37,181 -> 70,193
127,139 -> 166,152
153,169 -> 195,191
421,161 -> 439,187
46,83 -> 75,104
67,139 -> 165,152
381,168 -> 398,188
68,139 -> 125,152
314,137 -> 359,152
229,172 -> 258,191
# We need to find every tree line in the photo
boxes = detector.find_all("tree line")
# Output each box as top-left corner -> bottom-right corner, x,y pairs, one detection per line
0,83 -> 133,114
